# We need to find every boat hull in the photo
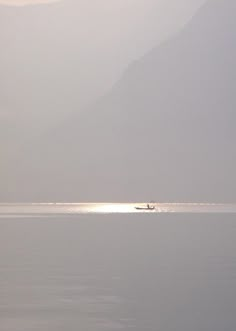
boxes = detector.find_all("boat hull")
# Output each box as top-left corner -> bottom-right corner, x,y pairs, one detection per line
135,207 -> 155,210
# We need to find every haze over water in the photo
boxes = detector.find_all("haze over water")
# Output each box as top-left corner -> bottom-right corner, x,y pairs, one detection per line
1,213 -> 236,331
1,203 -> 236,218
1,0 -> 236,330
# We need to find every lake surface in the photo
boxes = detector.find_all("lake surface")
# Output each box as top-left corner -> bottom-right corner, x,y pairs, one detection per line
1,203 -> 236,217
1,213 -> 236,330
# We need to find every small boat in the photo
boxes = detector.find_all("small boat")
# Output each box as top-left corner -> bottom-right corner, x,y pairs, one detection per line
135,203 -> 155,211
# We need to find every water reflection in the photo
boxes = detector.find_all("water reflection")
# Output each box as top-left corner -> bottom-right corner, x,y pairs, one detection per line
0,203 -> 236,217
0,214 -> 236,330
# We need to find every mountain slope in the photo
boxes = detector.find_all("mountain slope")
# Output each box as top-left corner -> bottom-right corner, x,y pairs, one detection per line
2,0 -> 236,202
0,0 -> 204,175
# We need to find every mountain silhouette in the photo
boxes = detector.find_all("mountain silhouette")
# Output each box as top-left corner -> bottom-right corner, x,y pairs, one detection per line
1,0 -> 196,170
2,0 -> 236,202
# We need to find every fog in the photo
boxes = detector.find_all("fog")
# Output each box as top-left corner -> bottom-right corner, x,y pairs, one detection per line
0,0 -> 59,5
0,0 -> 205,129
1,2 -> 236,330
1,0 -> 236,203
1,0 -> 235,202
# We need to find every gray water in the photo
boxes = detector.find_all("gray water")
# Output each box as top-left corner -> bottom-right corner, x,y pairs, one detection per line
1,203 -> 236,217
1,214 -> 236,331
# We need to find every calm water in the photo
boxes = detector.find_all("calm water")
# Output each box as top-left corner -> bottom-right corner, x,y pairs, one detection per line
1,214 -> 236,331
1,203 -> 236,217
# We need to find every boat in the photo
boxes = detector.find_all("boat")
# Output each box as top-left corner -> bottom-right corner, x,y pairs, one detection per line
135,203 -> 155,211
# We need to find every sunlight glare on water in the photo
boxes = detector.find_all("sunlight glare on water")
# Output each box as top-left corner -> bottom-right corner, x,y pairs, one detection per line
0,203 -> 236,217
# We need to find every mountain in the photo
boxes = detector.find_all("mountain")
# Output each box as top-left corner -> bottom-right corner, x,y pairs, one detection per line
1,0 -> 236,202
0,0 -> 203,175
0,0 -> 200,133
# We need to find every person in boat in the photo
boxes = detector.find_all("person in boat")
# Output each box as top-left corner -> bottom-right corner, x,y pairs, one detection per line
135,203 -> 155,210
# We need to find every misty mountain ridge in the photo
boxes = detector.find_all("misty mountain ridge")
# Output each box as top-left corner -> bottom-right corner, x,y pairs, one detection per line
1,0 -> 202,163
0,0 -> 198,131
2,0 -> 236,202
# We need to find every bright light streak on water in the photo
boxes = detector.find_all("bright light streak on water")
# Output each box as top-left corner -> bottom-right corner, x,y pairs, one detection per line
0,203 -> 236,217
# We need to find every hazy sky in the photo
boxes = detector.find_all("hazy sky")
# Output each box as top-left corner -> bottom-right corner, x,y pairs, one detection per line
0,0 -> 206,118
1,0 -> 236,203
0,0 -> 59,5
